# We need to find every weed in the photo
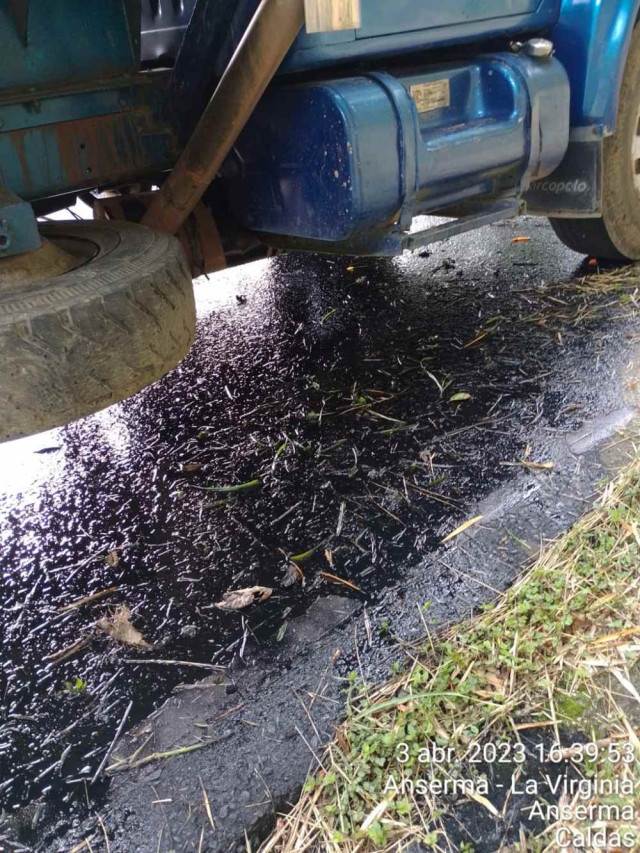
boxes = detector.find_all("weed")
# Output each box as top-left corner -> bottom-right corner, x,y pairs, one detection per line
63,677 -> 88,697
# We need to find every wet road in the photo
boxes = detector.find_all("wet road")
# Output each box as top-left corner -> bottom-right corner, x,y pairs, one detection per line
2,216 -> 638,848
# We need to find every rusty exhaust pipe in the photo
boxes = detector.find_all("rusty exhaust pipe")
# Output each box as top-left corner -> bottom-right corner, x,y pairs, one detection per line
142,0 -> 306,235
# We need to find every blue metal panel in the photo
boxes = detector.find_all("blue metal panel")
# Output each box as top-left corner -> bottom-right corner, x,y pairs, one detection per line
281,0 -> 561,73
552,0 -> 640,132
0,0 -> 137,92
356,0 -> 552,39
226,53 -> 569,245
204,0 -> 561,78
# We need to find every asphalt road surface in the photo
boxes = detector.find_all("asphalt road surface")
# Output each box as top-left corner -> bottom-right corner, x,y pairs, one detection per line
2,216 -> 639,851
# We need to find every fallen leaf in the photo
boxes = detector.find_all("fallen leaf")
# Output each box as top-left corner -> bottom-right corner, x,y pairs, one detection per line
449,392 -> 471,402
290,542 -> 324,562
281,563 -> 302,587
97,604 -> 151,648
612,668 -> 640,703
214,586 -> 273,611
512,236 -> 530,243
441,515 -> 483,543
360,799 -> 390,832
335,725 -> 349,753
473,689 -> 497,699
467,789 -> 499,816
484,673 -> 506,691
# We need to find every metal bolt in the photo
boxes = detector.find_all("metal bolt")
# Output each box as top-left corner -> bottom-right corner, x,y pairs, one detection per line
524,38 -> 554,59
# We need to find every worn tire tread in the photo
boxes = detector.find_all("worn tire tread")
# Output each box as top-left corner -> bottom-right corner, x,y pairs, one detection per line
0,221 -> 195,441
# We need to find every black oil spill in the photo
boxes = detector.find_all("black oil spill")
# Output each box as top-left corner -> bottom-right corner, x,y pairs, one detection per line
0,218 -> 632,847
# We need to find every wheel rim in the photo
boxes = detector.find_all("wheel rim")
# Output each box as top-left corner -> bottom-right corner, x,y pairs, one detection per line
0,235 -> 97,291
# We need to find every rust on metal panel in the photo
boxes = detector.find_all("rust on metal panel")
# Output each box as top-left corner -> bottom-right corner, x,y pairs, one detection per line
55,112 -> 144,186
8,109 -> 176,199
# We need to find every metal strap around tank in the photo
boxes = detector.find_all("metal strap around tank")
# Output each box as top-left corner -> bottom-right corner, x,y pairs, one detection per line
365,72 -> 420,230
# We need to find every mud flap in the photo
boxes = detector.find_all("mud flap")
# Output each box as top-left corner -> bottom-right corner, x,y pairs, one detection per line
524,139 -> 602,217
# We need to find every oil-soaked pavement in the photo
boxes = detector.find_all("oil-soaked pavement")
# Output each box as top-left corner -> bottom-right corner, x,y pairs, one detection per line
2,216 -> 640,851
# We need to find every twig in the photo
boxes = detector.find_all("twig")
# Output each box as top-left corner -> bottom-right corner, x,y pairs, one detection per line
46,636 -> 92,665
59,586 -> 120,612
91,700 -> 133,785
107,740 -> 214,773
121,658 -> 224,671
294,725 -> 327,773
200,479 -> 262,493
318,572 -> 361,592
96,814 -> 111,853
200,776 -> 216,831
436,558 -> 506,597
69,839 -> 95,853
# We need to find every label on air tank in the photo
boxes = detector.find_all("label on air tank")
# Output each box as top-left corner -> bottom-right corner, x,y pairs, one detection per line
410,79 -> 450,113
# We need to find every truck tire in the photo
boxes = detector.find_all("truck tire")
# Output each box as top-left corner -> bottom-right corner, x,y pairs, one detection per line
549,25 -> 640,261
0,220 -> 195,442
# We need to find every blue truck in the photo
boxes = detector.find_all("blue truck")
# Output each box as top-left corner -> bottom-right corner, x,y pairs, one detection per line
0,0 -> 638,441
